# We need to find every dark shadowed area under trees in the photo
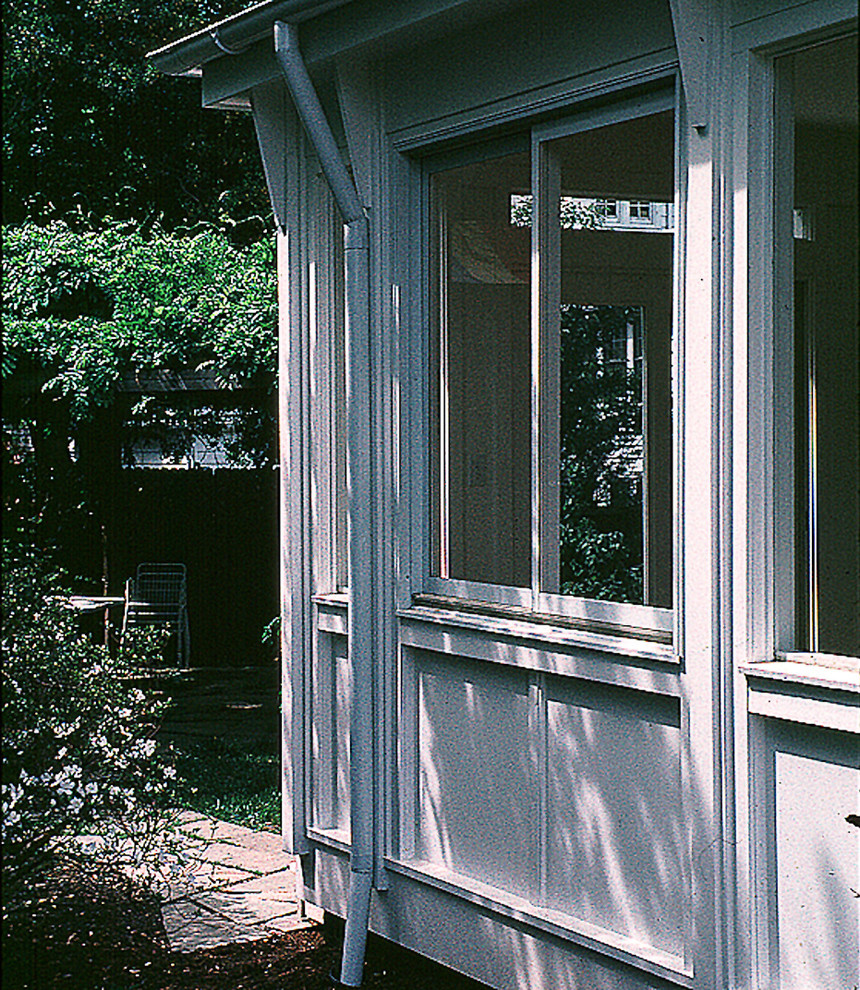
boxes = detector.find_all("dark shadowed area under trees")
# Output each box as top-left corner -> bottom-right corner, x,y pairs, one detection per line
2,0 -> 280,662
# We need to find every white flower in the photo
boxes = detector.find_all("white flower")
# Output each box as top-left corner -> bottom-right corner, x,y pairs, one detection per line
54,772 -> 75,796
130,739 -> 156,759
69,796 -> 84,814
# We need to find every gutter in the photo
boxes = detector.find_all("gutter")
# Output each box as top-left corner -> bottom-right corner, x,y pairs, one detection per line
273,20 -> 375,989
147,0 -> 353,76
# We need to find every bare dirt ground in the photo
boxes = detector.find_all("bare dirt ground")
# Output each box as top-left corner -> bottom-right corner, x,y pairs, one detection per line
2,855 -> 488,990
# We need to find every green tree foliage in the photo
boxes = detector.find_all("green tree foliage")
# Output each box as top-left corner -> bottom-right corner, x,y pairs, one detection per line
3,218 -> 276,409
2,218 -> 277,575
2,0 -> 278,587
2,0 -> 264,227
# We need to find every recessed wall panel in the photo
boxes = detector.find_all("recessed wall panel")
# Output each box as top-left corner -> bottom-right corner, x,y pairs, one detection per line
332,635 -> 351,833
767,721 -> 859,990
310,631 -> 350,834
415,654 -> 536,899
545,679 -> 683,957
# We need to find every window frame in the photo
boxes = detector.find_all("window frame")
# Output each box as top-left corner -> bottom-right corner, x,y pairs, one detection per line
420,84 -> 679,641
770,32 -> 860,663
309,170 -> 349,597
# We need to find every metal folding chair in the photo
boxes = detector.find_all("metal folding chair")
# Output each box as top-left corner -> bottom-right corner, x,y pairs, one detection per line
121,563 -> 190,667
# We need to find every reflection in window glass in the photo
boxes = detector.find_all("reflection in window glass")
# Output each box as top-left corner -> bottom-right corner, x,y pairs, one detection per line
430,150 -> 532,587
559,304 -> 645,601
785,37 -> 859,655
547,110 -> 674,607
429,108 -> 675,610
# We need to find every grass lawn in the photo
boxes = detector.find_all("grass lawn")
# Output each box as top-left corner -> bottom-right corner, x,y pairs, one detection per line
170,736 -> 280,833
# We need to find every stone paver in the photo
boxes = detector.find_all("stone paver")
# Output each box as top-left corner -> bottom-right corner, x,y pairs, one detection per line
178,816 -> 285,854
161,900 -> 272,953
193,883 -> 299,926
162,860 -> 257,903
160,813 -> 317,953
188,840 -> 286,876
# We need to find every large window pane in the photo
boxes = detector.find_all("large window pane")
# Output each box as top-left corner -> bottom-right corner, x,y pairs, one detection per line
430,150 -> 532,587
786,37 -> 859,656
543,110 -> 674,607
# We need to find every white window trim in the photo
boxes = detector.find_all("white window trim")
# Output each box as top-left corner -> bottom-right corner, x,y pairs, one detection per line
733,0 -> 858,670
419,83 -> 679,642
766,27 -> 859,667
309,171 -> 349,596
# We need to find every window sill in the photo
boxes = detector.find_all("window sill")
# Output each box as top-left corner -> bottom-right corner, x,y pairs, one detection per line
740,658 -> 859,733
314,593 -> 348,635
306,825 -> 351,853
412,593 -> 672,643
313,592 -> 349,607
400,599 -> 681,693
741,656 -> 859,693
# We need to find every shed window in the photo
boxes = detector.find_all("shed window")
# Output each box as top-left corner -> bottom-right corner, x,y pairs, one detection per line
775,36 -> 859,658
428,94 -> 675,632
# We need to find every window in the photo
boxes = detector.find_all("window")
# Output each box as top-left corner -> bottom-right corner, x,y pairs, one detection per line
430,146 -> 533,590
775,36 -> 859,658
310,174 -> 348,593
428,92 -> 675,633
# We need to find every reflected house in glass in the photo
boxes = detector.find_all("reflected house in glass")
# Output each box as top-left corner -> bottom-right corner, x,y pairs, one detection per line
149,5 -> 858,989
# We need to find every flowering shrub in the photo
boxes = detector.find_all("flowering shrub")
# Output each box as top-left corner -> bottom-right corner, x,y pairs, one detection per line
1,545 -> 181,922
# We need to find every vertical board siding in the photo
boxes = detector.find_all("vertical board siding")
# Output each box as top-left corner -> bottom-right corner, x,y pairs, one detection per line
110,467 -> 279,666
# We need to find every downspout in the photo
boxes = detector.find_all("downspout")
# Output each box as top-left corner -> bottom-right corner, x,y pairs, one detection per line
273,21 -> 374,989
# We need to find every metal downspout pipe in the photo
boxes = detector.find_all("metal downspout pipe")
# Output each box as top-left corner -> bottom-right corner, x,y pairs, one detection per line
273,21 -> 374,989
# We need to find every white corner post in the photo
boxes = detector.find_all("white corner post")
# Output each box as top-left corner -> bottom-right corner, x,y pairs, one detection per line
274,20 -> 376,989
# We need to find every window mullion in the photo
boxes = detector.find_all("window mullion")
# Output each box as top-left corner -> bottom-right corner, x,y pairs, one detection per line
772,57 -> 798,653
534,138 -> 561,603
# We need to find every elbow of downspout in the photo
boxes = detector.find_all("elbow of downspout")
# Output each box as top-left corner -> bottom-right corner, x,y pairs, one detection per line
273,20 -> 365,225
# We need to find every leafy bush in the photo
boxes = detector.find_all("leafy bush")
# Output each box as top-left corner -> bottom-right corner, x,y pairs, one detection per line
1,544 -> 181,923
1,215 -> 277,569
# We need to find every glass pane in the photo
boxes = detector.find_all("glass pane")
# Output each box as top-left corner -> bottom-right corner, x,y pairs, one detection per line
789,37 -> 859,655
430,149 -> 532,586
548,109 -> 674,606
